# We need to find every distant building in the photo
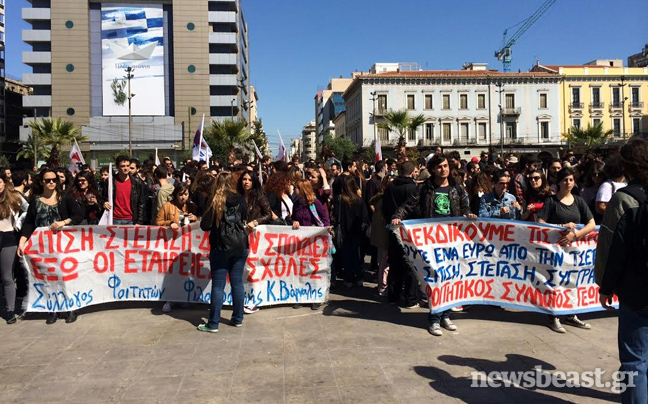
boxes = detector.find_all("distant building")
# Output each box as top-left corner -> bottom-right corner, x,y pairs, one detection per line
301,120 -> 316,161
333,111 -> 346,139
628,45 -> 648,68
5,78 -> 34,162
532,62 -> 648,140
289,138 -> 302,161
314,77 -> 353,144
343,63 -> 562,157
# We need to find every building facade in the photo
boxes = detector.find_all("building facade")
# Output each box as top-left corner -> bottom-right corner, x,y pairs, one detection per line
289,137 -> 302,160
333,111 -> 345,138
343,64 -> 562,157
314,77 -> 352,144
532,61 -> 648,139
4,78 -> 33,161
628,45 -> 648,68
21,0 -> 251,167
301,120 -> 316,161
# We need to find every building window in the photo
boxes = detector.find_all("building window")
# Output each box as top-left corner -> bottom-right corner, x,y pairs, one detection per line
408,127 -> 416,141
66,108 -> 75,116
593,118 -> 601,127
442,94 -> 450,110
407,94 -> 415,110
65,20 -> 74,29
478,123 -> 487,141
442,123 -> 451,141
459,94 -> 468,110
539,93 -> 547,109
633,118 -> 641,134
425,123 -> 433,140
424,94 -> 433,110
187,22 -> 195,31
377,94 -> 387,113
188,65 -> 196,73
613,118 -> 621,136
505,122 -> 517,139
460,123 -> 469,140
379,127 -> 389,142
632,87 -> 640,103
66,64 -> 75,72
612,87 -> 621,107
540,121 -> 549,139
571,87 -> 580,105
477,94 -> 486,109
573,119 -> 581,129
592,87 -> 601,107
505,94 -> 515,109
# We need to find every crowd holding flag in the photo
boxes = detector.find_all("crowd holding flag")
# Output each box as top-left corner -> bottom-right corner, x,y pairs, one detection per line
68,139 -> 86,175
251,139 -> 264,185
192,114 -> 212,162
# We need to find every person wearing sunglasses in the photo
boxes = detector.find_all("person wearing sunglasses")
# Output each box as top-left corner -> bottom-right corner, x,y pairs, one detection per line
18,169 -> 83,324
521,170 -> 553,222
478,170 -> 522,220
70,171 -> 104,225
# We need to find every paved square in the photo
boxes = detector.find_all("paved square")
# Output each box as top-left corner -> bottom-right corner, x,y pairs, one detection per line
0,284 -> 621,403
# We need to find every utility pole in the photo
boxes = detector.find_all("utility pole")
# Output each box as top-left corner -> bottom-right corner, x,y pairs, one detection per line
370,91 -> 377,149
619,76 -> 627,140
230,98 -> 235,119
495,81 -> 505,155
125,67 -> 135,156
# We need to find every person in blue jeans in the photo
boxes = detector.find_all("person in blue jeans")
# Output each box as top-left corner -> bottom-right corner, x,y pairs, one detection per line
198,172 -> 248,333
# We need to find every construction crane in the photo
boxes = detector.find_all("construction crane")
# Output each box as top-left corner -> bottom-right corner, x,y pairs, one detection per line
494,0 -> 556,72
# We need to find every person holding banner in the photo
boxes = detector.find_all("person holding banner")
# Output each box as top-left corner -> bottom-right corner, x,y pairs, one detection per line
18,169 -> 84,324
70,171 -> 104,225
521,169 -> 553,223
392,154 -> 476,336
478,170 -> 522,220
0,172 -> 23,324
536,167 -> 596,333
198,172 -> 248,333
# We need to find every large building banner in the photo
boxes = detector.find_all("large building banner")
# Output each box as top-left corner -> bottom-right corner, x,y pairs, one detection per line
101,5 -> 165,116
395,218 -> 613,315
23,225 -> 331,312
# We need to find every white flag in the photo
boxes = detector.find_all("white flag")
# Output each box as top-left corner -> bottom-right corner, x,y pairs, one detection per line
192,114 -> 212,162
98,163 -> 114,225
68,139 -> 85,175
375,136 -> 383,162
275,130 -> 287,162
251,140 -> 263,160
155,148 -> 161,166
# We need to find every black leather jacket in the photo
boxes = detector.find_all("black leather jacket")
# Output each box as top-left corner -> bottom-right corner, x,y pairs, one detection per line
392,178 -> 471,220
104,175 -> 147,225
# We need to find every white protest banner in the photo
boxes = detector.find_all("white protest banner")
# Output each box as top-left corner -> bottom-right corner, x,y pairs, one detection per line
23,224 -> 331,312
395,218 -> 615,316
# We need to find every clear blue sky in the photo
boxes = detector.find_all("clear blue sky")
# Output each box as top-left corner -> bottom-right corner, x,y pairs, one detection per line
6,0 -> 648,153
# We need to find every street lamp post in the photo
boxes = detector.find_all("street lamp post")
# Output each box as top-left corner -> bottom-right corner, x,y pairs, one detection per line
619,77 -> 627,139
230,98 -> 235,119
370,91 -> 377,151
124,67 -> 136,156
495,81 -> 505,155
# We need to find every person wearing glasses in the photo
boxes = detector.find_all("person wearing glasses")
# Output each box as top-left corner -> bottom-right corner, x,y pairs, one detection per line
521,170 -> 553,222
18,169 -> 83,324
70,171 -> 104,225
478,170 -> 522,220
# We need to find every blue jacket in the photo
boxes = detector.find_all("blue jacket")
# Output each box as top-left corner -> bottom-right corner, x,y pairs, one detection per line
479,191 -> 521,220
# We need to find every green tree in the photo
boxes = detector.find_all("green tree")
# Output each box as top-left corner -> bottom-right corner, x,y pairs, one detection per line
205,119 -> 249,164
563,122 -> 614,151
250,118 -> 269,157
28,117 -> 88,168
377,109 -> 426,160
322,135 -> 357,162
17,134 -> 51,167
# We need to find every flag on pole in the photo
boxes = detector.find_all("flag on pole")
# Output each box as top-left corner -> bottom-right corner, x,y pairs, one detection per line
375,136 -> 383,162
155,148 -> 161,166
68,139 -> 85,174
98,163 -> 114,225
192,114 -> 212,162
251,140 -> 264,185
275,130 -> 287,162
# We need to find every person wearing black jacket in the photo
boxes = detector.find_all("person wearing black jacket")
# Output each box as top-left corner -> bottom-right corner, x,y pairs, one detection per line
102,155 -> 146,225
392,154 -> 476,336
18,169 -> 84,324
382,161 -> 419,308
364,161 -> 386,273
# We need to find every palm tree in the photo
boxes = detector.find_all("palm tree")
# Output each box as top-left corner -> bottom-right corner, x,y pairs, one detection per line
206,119 -> 249,164
378,109 -> 426,161
28,117 -> 88,168
563,122 -> 614,151
17,134 -> 51,168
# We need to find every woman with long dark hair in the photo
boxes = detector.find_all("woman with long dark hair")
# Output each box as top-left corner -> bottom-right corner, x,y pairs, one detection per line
264,171 -> 293,224
0,172 -> 23,324
198,172 -> 247,333
191,172 -> 216,217
70,171 -> 104,225
18,169 -> 83,324
237,170 -> 272,230
521,169 -> 553,222
55,168 -> 73,192
334,175 -> 368,288
537,167 -> 596,333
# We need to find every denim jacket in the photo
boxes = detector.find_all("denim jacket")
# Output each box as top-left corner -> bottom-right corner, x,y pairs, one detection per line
479,191 -> 521,220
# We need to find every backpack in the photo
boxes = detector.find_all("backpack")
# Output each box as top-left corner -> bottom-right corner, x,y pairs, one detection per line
215,204 -> 247,253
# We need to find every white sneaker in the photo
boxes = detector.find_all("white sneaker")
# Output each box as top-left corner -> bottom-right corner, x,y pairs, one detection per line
428,322 -> 443,336
564,315 -> 591,329
244,305 -> 259,314
440,318 -> 457,331
549,317 -> 566,333
162,302 -> 172,313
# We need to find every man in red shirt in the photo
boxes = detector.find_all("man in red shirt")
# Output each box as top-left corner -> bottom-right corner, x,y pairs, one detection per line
103,155 -> 146,225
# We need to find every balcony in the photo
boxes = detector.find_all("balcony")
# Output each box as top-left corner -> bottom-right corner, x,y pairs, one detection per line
210,95 -> 238,108
208,11 -> 236,23
418,139 -> 436,147
209,53 -> 237,65
22,73 -> 51,85
502,107 -> 521,116
22,29 -> 51,43
610,101 -> 623,110
23,95 -> 51,108
589,102 -> 605,111
22,7 -> 51,22
23,51 -> 51,65
209,32 -> 236,45
568,102 -> 584,112
630,101 -> 644,110
374,108 -> 388,116
209,74 -> 237,86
